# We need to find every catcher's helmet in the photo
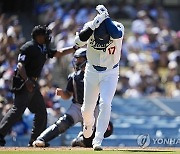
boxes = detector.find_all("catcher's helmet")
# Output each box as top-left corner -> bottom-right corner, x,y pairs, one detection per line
94,20 -> 110,45
73,48 -> 87,71
74,48 -> 86,58
31,25 -> 52,44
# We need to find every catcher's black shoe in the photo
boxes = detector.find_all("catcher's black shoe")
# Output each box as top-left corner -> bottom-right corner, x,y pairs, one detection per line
71,131 -> 86,147
71,136 -> 86,147
28,143 -> 33,147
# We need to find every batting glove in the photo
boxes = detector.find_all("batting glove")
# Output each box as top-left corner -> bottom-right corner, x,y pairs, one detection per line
96,5 -> 109,16
89,13 -> 108,30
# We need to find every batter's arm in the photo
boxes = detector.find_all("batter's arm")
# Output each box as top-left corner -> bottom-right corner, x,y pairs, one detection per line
79,28 -> 93,41
105,18 -> 123,39
75,13 -> 107,47
56,88 -> 73,100
74,28 -> 93,47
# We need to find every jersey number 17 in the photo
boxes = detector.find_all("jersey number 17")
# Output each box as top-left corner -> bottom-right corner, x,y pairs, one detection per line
108,46 -> 116,54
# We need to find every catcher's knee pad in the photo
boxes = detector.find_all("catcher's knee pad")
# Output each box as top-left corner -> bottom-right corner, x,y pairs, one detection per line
55,114 -> 74,134
104,121 -> 113,138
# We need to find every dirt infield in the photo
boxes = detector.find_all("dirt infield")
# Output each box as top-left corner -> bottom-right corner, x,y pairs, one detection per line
0,146 -> 180,152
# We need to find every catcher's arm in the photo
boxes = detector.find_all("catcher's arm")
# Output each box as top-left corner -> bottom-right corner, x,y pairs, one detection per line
56,88 -> 72,100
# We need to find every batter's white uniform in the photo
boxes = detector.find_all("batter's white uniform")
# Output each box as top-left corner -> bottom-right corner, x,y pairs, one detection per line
76,21 -> 124,147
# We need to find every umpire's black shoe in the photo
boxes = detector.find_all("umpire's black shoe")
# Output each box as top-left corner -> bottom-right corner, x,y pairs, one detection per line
0,135 -> 5,146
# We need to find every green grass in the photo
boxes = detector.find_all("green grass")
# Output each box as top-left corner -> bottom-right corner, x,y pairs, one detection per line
0,150 -> 179,154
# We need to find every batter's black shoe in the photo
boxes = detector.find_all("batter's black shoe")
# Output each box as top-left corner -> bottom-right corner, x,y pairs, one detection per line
0,135 -> 5,146
93,144 -> 103,151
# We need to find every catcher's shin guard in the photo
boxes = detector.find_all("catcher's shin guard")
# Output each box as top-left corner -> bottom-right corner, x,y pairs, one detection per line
56,114 -> 74,133
37,114 -> 74,143
36,124 -> 60,143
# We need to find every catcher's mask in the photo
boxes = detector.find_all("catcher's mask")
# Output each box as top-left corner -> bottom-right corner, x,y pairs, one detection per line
31,25 -> 52,44
72,48 -> 87,71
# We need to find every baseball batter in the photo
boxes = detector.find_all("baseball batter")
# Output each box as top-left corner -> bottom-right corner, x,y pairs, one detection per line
75,5 -> 124,150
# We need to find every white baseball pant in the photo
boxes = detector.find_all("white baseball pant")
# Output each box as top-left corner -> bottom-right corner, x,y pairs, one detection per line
81,63 -> 119,145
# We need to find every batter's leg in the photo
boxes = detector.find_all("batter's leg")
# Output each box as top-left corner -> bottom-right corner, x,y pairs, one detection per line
93,73 -> 118,146
81,72 -> 99,138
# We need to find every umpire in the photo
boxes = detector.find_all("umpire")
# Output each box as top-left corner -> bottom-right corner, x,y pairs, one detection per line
0,25 -> 78,146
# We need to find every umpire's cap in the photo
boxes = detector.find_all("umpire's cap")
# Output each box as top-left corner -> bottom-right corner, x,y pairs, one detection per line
31,25 -> 51,41
74,48 -> 87,58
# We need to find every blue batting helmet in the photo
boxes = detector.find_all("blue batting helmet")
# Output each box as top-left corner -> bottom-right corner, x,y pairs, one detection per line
94,20 -> 110,45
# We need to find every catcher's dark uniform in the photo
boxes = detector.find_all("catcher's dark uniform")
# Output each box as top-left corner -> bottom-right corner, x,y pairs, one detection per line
0,40 -> 56,146
67,70 -> 85,105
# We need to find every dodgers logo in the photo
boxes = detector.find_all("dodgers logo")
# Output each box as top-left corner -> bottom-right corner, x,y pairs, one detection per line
90,39 -> 113,52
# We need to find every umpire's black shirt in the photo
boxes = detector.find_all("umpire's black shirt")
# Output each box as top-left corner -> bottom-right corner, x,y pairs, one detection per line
18,40 -> 56,78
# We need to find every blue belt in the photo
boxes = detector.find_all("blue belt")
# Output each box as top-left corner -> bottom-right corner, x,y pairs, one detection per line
93,63 -> 119,72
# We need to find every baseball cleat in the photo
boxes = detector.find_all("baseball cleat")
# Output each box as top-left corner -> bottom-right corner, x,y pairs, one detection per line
71,136 -> 86,147
0,136 -> 5,146
71,131 -> 86,147
93,144 -> 103,151
83,125 -> 94,138
32,139 -> 45,147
